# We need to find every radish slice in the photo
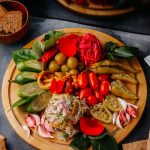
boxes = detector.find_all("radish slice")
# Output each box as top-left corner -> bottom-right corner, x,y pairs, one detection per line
25,114 -> 36,128
124,113 -> 131,125
112,112 -> 118,125
116,115 -> 123,129
38,125 -> 54,138
41,114 -> 46,126
44,119 -> 54,133
117,97 -> 127,112
22,125 -> 30,138
30,114 -> 40,127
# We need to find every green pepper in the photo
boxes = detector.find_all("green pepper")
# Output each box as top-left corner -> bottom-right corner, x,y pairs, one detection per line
11,72 -> 37,85
17,60 -> 43,72
90,104 -> 112,124
103,95 -> 122,112
17,82 -> 46,98
111,80 -> 137,100
11,95 -> 37,109
24,91 -> 52,113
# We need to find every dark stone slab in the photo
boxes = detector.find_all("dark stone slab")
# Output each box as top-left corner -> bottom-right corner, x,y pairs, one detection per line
0,17 -> 150,150
20,0 -> 150,35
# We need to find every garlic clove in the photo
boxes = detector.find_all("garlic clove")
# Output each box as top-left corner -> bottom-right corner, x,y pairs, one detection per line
44,119 -> 54,133
112,112 -> 118,125
116,114 -> 123,129
25,114 -> 36,128
38,125 -> 54,138
22,125 -> 30,138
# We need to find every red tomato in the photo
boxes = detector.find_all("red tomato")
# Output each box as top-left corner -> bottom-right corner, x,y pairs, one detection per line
99,80 -> 110,96
78,87 -> 92,100
98,74 -> 109,81
80,117 -> 104,136
88,72 -> 99,90
77,73 -> 88,89
94,90 -> 104,103
87,95 -> 97,106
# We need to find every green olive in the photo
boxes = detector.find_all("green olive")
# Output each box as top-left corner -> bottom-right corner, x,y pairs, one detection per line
69,69 -> 79,75
67,57 -> 78,69
49,60 -> 60,73
61,64 -> 69,72
55,53 -> 67,65
78,62 -> 85,72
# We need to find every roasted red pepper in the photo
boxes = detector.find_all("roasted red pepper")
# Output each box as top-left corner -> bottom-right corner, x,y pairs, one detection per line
80,117 -> 104,136
40,48 -> 58,63
59,34 -> 79,57
50,79 -> 65,94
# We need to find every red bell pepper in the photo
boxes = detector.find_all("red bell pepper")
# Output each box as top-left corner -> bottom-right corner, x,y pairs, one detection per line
59,34 -> 79,57
50,79 -> 65,94
80,117 -> 104,136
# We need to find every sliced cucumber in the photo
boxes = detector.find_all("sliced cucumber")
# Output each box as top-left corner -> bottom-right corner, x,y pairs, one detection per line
24,91 -> 52,113
13,72 -> 37,84
17,60 -> 43,72
17,82 -> 46,98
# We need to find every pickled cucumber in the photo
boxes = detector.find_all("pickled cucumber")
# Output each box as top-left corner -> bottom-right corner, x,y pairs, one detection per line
17,60 -> 43,72
17,82 -> 46,98
24,91 -> 52,113
12,72 -> 37,84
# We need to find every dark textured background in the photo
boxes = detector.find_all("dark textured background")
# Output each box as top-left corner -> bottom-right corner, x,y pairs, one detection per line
0,17 -> 150,150
20,0 -> 150,35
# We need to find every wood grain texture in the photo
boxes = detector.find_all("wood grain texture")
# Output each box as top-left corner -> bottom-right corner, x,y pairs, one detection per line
0,135 -> 6,150
57,0 -> 134,17
122,131 -> 150,150
2,28 -> 147,150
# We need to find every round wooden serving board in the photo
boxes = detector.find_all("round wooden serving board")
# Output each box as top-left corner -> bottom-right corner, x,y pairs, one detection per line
2,28 -> 147,150
57,0 -> 134,17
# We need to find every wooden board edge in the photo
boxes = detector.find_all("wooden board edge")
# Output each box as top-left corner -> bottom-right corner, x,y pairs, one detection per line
57,0 -> 134,17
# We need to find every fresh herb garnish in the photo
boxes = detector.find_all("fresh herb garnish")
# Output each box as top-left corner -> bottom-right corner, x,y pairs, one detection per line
92,134 -> 118,150
105,41 -> 138,60
70,132 -> 91,150
12,48 -> 36,64
32,31 -> 65,58
70,131 -> 118,150
32,40 -> 45,58
44,31 -> 65,50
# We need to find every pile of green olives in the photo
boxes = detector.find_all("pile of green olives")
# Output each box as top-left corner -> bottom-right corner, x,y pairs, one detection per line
48,52 -> 85,75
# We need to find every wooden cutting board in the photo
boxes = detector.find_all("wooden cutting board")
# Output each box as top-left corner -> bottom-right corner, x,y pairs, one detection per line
57,0 -> 134,17
2,28 -> 147,150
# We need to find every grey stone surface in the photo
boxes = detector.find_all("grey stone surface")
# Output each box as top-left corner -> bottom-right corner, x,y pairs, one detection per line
20,0 -> 150,35
0,17 -> 150,150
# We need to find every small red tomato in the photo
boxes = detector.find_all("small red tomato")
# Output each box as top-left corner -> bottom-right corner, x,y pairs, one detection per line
77,73 -> 88,89
94,90 -> 104,103
87,95 -> 97,106
88,72 -> 99,90
99,80 -> 110,96
78,87 -> 92,100
98,74 -> 109,81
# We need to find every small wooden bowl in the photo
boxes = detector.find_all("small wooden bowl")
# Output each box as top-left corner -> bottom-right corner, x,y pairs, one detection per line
0,0 -> 29,44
